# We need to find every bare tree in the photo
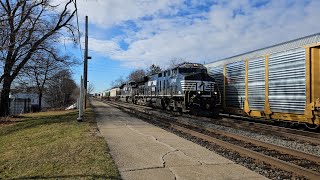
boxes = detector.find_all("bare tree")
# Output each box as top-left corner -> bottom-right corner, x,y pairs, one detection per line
111,76 -> 126,88
169,57 -> 188,68
128,69 -> 145,82
87,83 -> 95,94
46,69 -> 77,108
147,64 -> 162,75
0,0 -> 76,116
18,44 -> 74,111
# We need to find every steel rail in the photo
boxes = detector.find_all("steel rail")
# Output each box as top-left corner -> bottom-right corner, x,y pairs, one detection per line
215,117 -> 320,145
219,114 -> 320,138
172,124 -> 320,180
164,109 -> 320,145
178,120 -> 320,164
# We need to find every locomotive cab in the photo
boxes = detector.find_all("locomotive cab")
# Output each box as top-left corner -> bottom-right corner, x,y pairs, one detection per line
178,64 -> 221,116
119,81 -> 136,103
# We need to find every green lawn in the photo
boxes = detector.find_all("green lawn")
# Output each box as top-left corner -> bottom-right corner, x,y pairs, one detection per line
0,108 -> 120,179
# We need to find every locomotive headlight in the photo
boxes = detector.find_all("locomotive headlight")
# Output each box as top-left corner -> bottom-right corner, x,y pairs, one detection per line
197,91 -> 201,94
214,91 -> 217,95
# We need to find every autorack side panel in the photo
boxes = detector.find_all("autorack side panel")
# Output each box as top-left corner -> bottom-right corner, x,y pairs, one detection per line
225,61 -> 245,109
248,57 -> 265,111
268,48 -> 306,114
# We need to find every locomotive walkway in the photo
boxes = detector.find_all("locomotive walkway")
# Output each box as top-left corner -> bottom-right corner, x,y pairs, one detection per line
92,100 -> 268,180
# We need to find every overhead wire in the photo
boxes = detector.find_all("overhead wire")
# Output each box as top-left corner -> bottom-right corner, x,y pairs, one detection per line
73,0 -> 84,61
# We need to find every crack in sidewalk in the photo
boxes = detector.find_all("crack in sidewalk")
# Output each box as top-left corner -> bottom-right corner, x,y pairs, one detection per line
127,125 -> 206,166
168,168 -> 177,180
122,166 -> 164,172
161,150 -> 179,167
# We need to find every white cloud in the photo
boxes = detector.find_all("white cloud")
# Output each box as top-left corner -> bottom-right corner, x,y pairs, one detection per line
57,0 -> 320,68
88,38 -> 121,56
68,0 -> 182,28
110,0 -> 320,68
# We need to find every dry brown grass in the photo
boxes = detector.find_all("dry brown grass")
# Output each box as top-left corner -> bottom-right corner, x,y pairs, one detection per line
0,108 -> 120,179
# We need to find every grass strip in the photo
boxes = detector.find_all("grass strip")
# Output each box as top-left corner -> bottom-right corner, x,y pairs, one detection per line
0,108 -> 120,179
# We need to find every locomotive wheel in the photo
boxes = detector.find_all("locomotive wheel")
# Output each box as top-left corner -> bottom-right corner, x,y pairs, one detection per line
189,106 -> 199,116
166,106 -> 173,111
161,99 -> 166,109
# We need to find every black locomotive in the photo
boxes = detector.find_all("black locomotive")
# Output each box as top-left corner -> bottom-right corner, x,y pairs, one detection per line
117,62 -> 221,116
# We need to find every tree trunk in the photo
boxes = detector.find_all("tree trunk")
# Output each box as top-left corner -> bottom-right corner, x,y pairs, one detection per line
0,77 -> 13,117
38,91 -> 42,111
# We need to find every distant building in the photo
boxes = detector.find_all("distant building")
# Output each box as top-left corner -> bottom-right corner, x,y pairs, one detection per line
8,93 -> 51,115
8,93 -> 32,115
0,89 -> 31,116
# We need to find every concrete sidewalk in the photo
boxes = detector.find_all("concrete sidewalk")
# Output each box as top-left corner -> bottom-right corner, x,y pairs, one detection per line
93,100 -> 268,180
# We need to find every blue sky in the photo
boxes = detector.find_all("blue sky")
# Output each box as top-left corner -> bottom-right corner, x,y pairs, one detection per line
57,0 -> 320,93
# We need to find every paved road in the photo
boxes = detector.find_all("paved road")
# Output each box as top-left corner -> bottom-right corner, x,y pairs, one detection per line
92,100 -> 268,180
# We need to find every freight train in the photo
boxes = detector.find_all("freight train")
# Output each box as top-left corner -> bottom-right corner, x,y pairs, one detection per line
102,33 -> 320,128
206,33 -> 320,128
109,63 -> 221,116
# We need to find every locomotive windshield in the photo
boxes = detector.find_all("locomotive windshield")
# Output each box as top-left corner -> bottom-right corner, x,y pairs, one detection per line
178,68 -> 207,74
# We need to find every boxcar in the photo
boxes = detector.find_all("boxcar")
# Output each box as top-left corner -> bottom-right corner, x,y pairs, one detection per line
205,33 -> 320,126
110,88 -> 120,97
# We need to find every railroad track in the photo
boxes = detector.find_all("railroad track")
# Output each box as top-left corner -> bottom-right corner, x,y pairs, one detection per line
190,114 -> 320,146
150,105 -> 320,146
217,115 -> 320,145
100,100 -> 320,180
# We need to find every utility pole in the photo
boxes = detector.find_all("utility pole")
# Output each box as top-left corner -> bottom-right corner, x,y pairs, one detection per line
84,16 -> 91,109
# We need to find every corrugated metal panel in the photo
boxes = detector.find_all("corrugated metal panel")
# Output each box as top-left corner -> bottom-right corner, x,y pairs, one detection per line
226,61 -> 245,108
208,66 -> 224,105
248,57 -> 265,111
268,48 -> 306,114
205,33 -> 320,67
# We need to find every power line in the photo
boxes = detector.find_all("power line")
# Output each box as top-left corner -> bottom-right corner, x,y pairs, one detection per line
73,0 -> 83,60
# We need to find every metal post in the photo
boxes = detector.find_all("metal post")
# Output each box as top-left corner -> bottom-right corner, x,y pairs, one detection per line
84,16 -> 88,109
77,76 -> 83,122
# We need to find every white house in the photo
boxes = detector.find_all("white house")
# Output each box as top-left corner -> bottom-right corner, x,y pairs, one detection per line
9,93 -> 50,115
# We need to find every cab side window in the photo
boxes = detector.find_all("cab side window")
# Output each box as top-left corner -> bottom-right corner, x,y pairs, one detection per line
172,69 -> 177,76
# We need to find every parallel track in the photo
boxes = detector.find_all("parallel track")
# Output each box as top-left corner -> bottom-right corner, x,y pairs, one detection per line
217,115 -> 320,144
195,115 -> 320,146
151,105 -> 320,146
